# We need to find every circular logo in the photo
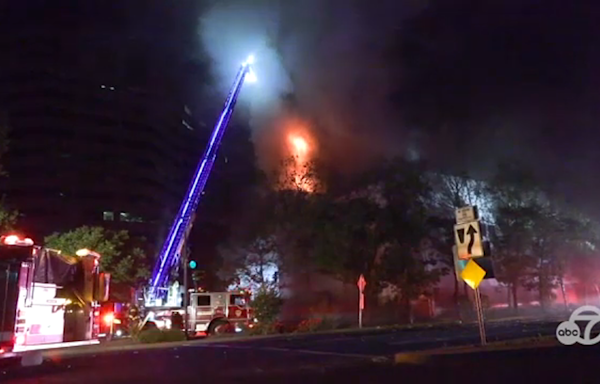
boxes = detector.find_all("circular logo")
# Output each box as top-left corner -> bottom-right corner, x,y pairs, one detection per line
235,310 -> 242,317
556,321 -> 579,345
556,305 -> 600,346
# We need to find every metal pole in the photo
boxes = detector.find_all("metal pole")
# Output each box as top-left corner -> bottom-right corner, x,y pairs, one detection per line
474,288 -> 487,346
359,306 -> 363,329
182,249 -> 189,339
358,291 -> 364,328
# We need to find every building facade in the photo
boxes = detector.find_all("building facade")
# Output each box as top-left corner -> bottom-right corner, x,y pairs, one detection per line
0,67 -> 202,246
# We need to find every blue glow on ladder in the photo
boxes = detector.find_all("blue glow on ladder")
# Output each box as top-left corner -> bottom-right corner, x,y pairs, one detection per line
152,158 -> 208,287
148,62 -> 252,297
153,72 -> 244,284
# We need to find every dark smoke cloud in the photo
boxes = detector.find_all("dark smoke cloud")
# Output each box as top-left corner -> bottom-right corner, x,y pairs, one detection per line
198,0 -> 427,173
393,0 -> 600,214
197,0 -> 600,215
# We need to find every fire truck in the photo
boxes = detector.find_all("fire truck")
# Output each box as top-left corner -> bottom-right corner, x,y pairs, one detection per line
137,56 -> 256,334
0,234 -> 110,357
148,289 -> 255,335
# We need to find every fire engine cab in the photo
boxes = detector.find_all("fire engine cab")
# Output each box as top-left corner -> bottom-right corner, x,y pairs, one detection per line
148,290 -> 254,335
0,234 -> 110,356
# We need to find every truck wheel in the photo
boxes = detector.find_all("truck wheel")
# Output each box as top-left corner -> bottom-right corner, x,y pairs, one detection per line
208,319 -> 231,335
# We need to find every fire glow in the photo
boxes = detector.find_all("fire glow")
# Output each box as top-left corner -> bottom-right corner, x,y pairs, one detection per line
287,132 -> 315,192
289,135 -> 309,160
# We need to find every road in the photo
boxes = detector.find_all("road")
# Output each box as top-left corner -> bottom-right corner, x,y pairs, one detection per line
2,319 -> 578,383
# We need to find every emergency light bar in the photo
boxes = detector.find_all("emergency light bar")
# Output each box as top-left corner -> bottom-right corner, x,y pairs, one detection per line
1,235 -> 34,246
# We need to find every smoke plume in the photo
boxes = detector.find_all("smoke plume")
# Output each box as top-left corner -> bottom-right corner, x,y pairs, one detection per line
197,0 -> 426,173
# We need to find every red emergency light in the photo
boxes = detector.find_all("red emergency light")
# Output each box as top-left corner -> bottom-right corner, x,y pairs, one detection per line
103,313 -> 115,325
1,235 -> 34,247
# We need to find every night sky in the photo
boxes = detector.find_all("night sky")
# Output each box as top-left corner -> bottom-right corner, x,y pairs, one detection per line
4,0 -> 600,215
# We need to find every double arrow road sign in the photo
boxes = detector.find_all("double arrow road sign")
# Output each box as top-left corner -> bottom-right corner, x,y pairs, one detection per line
453,205 -> 494,290
454,220 -> 484,260
454,204 -> 484,260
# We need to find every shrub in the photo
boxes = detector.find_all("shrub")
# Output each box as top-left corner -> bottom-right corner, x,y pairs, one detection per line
251,288 -> 283,323
249,321 -> 281,336
137,328 -> 163,343
137,328 -> 186,344
162,329 -> 187,342
295,316 -> 341,333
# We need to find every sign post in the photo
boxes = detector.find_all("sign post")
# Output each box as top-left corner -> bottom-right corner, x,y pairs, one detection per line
474,287 -> 487,346
357,274 -> 366,329
453,206 -> 487,346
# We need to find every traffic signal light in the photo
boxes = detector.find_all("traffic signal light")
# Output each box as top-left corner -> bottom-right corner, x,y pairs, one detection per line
188,260 -> 197,269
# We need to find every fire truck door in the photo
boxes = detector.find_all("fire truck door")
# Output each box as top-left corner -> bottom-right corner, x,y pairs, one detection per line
212,294 -> 226,317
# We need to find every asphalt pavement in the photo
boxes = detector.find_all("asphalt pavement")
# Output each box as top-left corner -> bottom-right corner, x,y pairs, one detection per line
1,319 -> 576,383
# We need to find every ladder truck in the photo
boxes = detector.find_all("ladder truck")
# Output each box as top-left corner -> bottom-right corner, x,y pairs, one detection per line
145,55 -> 256,307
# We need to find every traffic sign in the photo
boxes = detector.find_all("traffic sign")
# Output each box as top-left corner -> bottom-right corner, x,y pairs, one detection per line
455,206 -> 477,225
460,259 -> 486,289
357,274 -> 366,292
454,220 -> 484,259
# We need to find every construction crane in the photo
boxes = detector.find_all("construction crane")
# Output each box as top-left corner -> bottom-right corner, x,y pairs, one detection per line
145,55 -> 256,306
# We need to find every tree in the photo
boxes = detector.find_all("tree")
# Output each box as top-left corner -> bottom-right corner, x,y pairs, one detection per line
369,160 -> 448,322
376,240 -> 446,323
310,196 -> 381,282
567,222 -> 600,306
522,204 -> 563,311
0,197 -> 18,233
425,215 -> 462,315
552,214 -> 596,309
428,173 -> 491,302
488,163 -> 543,312
218,235 -> 281,292
44,226 -> 151,289
428,173 -> 489,218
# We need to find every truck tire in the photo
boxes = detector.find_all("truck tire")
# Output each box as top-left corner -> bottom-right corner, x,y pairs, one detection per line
207,319 -> 230,335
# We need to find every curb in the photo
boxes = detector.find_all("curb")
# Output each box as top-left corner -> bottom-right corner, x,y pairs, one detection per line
393,337 -> 559,365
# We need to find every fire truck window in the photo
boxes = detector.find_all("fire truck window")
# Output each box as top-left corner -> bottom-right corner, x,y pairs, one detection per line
196,295 -> 210,306
230,295 -> 246,306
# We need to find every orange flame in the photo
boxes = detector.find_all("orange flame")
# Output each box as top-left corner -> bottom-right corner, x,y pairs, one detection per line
279,117 -> 320,194
288,134 -> 309,160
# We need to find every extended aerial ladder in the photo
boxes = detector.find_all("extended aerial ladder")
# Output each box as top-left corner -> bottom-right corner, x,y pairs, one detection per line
145,56 -> 256,306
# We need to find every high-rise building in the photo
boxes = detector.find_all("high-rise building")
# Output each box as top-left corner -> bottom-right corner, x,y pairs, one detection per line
0,4 -> 259,265
0,67 -> 202,246
0,3 -> 213,246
